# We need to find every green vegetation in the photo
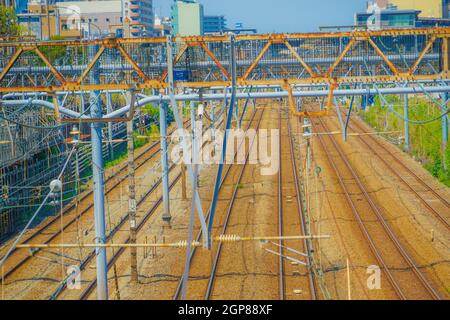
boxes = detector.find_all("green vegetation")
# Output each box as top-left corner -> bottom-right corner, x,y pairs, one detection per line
104,131 -> 155,170
104,104 -> 173,169
40,36 -> 67,63
0,6 -> 22,36
359,96 -> 450,187
142,103 -> 159,118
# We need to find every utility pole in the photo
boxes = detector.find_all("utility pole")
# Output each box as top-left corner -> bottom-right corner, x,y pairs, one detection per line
89,45 -> 108,300
441,93 -> 449,171
166,35 -> 209,247
127,90 -> 138,284
207,35 -> 237,246
106,92 -> 115,160
181,101 -> 187,200
191,101 -> 198,184
160,100 -> 171,223
404,94 -> 410,152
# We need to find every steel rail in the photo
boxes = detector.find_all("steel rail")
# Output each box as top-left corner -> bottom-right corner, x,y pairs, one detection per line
286,112 -> 317,300
203,108 -> 265,300
172,107 -> 259,300
338,109 -> 450,230
52,160 -> 179,299
277,108 -> 285,300
0,119 -> 189,283
313,118 -> 406,299
313,117 -> 441,300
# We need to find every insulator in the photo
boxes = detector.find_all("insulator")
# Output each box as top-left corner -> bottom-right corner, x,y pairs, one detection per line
48,192 -> 59,198
50,179 -> 62,193
174,240 -> 200,248
48,200 -> 60,206
70,125 -> 80,135
217,234 -> 241,242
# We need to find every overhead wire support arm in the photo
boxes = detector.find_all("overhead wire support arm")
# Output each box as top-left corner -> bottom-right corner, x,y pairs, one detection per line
166,35 -> 209,248
207,35 -> 238,247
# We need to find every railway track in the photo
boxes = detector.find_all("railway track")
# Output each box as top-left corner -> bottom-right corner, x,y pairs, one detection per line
203,108 -> 265,300
77,172 -> 182,300
76,117 -> 226,300
0,120 -> 190,285
172,108 -> 261,300
337,109 -> 450,230
312,117 -> 441,300
277,108 -> 285,300
277,108 -> 317,300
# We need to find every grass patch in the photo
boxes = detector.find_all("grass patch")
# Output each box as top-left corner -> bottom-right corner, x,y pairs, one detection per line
358,96 -> 449,187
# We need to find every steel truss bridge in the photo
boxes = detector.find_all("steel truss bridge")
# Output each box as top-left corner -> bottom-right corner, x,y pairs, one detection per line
0,27 -> 449,300
0,28 -> 449,92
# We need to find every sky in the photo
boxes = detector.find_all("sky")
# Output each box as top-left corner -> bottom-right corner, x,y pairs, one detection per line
153,0 -> 368,33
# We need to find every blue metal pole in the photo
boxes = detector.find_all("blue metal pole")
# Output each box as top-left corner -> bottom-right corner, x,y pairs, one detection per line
344,95 -> 354,142
333,97 -> 346,141
89,45 -> 108,300
361,95 -> 367,110
160,101 -> 171,223
238,86 -> 252,128
404,94 -> 410,152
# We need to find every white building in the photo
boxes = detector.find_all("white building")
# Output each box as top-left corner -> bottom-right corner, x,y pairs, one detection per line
172,0 -> 204,36
56,1 -> 122,37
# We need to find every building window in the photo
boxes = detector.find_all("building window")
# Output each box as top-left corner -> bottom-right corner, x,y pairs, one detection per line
106,18 -> 110,22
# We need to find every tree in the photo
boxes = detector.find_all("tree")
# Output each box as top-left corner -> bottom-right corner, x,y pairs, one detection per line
0,6 -> 21,37
40,35 -> 67,63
